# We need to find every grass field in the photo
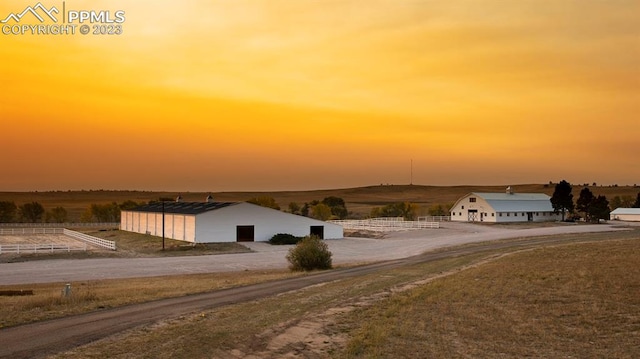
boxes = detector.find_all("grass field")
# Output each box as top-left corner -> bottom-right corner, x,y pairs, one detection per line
17,230 -> 633,358
1,184 -> 638,221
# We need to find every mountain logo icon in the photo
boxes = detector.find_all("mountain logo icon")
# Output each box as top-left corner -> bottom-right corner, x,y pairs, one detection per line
1,2 -> 59,23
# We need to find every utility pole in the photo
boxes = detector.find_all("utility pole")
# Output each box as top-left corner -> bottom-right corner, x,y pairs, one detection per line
410,159 -> 413,185
161,200 -> 165,251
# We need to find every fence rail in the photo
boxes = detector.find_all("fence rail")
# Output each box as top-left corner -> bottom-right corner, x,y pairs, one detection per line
0,227 -> 116,251
0,243 -> 87,254
331,218 -> 439,232
63,229 -> 116,251
0,228 -> 64,235
418,216 -> 451,222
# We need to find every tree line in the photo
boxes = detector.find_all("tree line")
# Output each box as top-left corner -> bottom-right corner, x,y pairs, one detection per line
0,200 -> 146,223
551,180 -> 640,222
246,196 -> 431,221
0,201 -> 67,223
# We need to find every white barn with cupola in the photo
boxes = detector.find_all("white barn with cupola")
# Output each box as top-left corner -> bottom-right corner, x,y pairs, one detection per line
120,199 -> 343,243
450,187 -> 561,223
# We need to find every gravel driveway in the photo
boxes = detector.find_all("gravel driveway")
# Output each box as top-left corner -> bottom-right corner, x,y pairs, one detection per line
0,222 -> 631,285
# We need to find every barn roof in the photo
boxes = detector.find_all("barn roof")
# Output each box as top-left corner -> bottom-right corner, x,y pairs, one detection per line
465,192 -> 553,212
129,201 -> 237,215
610,208 -> 640,215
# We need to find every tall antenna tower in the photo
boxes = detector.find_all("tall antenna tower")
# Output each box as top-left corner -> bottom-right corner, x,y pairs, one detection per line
410,159 -> 413,185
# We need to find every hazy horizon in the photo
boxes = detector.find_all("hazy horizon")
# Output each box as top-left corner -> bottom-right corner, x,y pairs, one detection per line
2,0 -> 638,192
2,181 -> 638,194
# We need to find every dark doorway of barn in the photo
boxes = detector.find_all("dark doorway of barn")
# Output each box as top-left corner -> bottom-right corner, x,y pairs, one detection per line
310,226 -> 324,239
236,225 -> 255,242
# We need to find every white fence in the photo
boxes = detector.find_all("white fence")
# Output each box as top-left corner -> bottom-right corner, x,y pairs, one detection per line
0,243 -> 87,254
418,216 -> 451,222
0,227 -> 116,251
0,228 -> 64,235
62,229 -> 116,251
331,217 -> 439,232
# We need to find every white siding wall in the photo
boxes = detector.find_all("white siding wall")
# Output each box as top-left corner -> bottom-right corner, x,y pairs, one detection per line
495,212 -> 528,223
185,216 -> 196,242
120,210 -> 197,242
611,213 -> 640,222
194,203 -> 343,243
450,195 -> 498,223
133,212 -> 140,232
174,215 -> 185,240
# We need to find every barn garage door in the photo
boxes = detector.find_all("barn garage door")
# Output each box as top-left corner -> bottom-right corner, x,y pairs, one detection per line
310,226 -> 324,239
236,226 -> 255,242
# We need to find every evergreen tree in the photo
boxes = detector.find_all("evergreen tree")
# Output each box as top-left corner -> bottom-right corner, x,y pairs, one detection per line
588,195 -> 610,223
576,187 -> 594,221
551,180 -> 574,221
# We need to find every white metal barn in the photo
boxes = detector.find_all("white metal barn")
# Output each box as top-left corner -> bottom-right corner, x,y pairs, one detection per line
610,208 -> 640,222
450,188 -> 561,223
120,201 -> 343,243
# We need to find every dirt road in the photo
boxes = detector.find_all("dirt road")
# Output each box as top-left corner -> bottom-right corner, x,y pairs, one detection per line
0,229 -> 633,359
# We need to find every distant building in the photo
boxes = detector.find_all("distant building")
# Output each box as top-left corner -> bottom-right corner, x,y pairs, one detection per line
450,187 -> 561,223
120,201 -> 343,243
610,208 -> 640,222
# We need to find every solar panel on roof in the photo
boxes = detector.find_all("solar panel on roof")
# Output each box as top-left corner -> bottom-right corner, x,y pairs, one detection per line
131,202 -> 237,214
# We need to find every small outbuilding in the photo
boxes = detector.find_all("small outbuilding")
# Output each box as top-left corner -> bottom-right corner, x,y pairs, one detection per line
120,201 -> 343,243
450,187 -> 561,223
610,208 -> 640,222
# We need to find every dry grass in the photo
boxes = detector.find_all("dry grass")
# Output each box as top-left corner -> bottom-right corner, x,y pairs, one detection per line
51,254 -> 484,359
0,270 -> 300,328
46,233 -> 640,358
343,239 -> 640,358
83,229 -> 251,257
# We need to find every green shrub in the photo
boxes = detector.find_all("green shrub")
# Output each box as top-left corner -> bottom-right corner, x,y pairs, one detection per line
269,233 -> 303,245
286,235 -> 333,271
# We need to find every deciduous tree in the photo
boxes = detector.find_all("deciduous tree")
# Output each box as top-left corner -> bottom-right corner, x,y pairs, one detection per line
247,196 -> 280,210
288,202 -> 300,215
610,195 -> 634,210
46,206 -> 68,223
321,196 -> 348,219
370,202 -> 420,220
20,202 -> 45,223
0,201 -> 17,222
311,203 -> 332,221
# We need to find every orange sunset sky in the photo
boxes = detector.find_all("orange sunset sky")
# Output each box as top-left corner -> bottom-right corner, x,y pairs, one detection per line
1,0 -> 638,191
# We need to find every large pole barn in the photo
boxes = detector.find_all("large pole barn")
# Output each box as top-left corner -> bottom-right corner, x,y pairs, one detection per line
120,201 -> 343,243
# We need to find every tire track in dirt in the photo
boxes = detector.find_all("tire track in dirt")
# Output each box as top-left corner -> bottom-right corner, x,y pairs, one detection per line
0,233 -> 632,359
